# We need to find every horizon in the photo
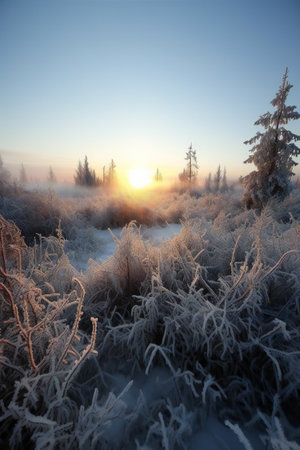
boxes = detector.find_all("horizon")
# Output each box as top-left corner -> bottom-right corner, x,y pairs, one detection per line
1,0 -> 300,184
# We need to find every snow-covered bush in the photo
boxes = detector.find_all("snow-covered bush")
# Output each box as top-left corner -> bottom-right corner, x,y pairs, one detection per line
0,215 -> 137,449
1,186 -> 300,448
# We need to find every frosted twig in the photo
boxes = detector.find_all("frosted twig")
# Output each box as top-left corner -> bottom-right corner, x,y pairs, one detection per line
230,234 -> 241,276
0,281 -> 15,313
145,344 -> 175,376
57,278 -> 85,369
62,317 -> 98,396
9,245 -> 22,274
260,249 -> 298,282
159,412 -> 169,450
0,226 -> 7,274
225,420 -> 253,450
108,227 -> 120,244
28,329 -> 38,372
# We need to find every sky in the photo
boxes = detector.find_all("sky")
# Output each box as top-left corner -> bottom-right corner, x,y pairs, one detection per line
0,0 -> 300,184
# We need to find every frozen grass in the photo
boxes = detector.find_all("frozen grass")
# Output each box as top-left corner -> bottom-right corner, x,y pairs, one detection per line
0,186 -> 300,448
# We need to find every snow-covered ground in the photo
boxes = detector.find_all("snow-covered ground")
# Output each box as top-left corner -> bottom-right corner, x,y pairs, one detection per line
69,223 -> 182,271
96,223 -> 182,261
3,196 -> 300,448
67,223 -> 268,449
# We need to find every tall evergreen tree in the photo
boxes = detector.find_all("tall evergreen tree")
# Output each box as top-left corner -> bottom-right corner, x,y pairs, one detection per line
74,156 -> 100,187
182,143 -> 198,184
48,166 -> 57,183
102,166 -> 106,185
221,167 -> 228,193
154,168 -> 163,182
242,69 -> 300,209
213,165 -> 221,192
108,159 -> 116,185
205,172 -> 212,193
74,160 -> 84,185
0,155 -> 11,194
20,163 -> 28,184
83,155 -> 93,186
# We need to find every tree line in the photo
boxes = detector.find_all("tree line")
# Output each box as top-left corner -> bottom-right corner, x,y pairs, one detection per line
74,156 -> 117,187
2,69 -> 299,210
176,68 -> 300,207
73,156 -> 164,188
177,143 -> 229,193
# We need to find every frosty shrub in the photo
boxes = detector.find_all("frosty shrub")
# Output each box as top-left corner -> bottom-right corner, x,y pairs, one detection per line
242,69 -> 300,209
0,215 -> 137,449
1,187 -> 300,448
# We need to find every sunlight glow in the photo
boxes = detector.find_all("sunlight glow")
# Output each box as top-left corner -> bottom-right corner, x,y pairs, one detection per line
128,167 -> 152,189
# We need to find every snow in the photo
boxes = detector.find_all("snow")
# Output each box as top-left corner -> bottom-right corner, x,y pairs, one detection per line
65,222 -> 269,449
2,188 -> 300,448
188,416 -> 265,450
71,224 -> 182,270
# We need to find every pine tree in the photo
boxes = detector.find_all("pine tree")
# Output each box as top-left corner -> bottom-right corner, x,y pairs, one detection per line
74,156 -> 100,187
185,143 -> 198,183
221,167 -> 228,193
102,166 -> 106,185
74,160 -> 84,185
205,172 -> 212,193
108,159 -> 116,185
213,165 -> 221,192
154,168 -> 163,182
48,166 -> 57,183
20,163 -> 28,184
83,155 -> 93,186
0,155 -> 11,194
242,68 -> 300,209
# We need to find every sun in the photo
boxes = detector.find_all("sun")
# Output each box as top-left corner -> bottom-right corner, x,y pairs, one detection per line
128,167 -> 152,189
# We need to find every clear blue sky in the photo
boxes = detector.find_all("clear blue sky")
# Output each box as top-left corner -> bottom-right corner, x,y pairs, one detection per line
1,0 -> 300,183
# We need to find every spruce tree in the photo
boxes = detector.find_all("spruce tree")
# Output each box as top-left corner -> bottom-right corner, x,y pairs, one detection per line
205,172 -> 212,193
20,163 -> 28,184
83,155 -> 93,186
74,160 -> 84,185
221,167 -> 228,193
154,168 -> 163,182
242,68 -> 300,209
48,166 -> 57,183
108,159 -> 116,185
214,165 -> 221,192
0,155 -> 11,194
184,143 -> 198,184
74,156 -> 100,187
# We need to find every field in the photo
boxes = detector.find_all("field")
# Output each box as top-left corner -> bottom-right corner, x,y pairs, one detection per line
0,183 -> 300,449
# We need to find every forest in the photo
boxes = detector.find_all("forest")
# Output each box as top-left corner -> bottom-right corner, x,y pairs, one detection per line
0,71 -> 300,449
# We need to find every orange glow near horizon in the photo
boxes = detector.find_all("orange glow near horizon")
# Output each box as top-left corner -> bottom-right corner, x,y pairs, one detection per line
128,167 -> 152,189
